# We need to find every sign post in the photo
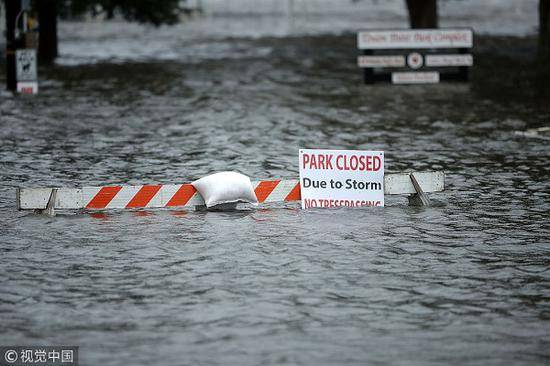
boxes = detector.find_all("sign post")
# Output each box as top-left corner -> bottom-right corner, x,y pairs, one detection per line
16,49 -> 38,94
299,149 -> 384,209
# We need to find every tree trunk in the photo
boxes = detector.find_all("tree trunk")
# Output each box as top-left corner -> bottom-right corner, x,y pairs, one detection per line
38,0 -> 58,64
406,0 -> 438,28
4,0 -> 21,90
540,0 -> 550,60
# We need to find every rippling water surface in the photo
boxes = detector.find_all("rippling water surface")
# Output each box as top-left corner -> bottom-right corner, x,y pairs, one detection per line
1,8 -> 550,366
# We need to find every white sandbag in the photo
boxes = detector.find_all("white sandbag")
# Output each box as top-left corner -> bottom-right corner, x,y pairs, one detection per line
192,171 -> 259,208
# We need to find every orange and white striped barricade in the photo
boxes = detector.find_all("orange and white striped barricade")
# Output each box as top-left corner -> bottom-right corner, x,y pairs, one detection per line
16,171 -> 444,216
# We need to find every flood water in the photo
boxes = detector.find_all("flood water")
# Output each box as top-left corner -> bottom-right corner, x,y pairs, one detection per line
1,4 -> 550,365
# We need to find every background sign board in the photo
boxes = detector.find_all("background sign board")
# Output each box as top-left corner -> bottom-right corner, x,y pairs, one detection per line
357,29 -> 473,50
299,149 -> 384,209
357,28 -> 473,84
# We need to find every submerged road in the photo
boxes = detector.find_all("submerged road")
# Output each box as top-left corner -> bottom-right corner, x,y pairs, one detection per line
1,9 -> 549,366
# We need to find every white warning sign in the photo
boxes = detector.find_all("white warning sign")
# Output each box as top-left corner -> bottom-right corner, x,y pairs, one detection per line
16,49 -> 37,82
16,81 -> 38,94
299,149 -> 384,209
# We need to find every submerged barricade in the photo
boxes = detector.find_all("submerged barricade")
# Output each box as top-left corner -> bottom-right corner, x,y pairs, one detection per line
16,171 -> 444,217
17,149 -> 445,216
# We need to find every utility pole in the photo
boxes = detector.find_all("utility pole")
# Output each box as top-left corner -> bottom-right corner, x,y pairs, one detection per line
38,0 -> 58,64
4,0 -> 22,91
405,0 -> 438,29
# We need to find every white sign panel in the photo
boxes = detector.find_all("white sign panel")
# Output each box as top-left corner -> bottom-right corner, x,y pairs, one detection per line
407,52 -> 424,69
358,29 -> 473,50
357,55 -> 405,68
392,72 -> 440,84
16,81 -> 38,94
425,54 -> 473,67
16,49 -> 37,81
299,149 -> 384,209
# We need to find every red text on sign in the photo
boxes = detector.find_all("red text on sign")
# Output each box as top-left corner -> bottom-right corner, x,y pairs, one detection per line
303,198 -> 381,209
302,153 -> 382,172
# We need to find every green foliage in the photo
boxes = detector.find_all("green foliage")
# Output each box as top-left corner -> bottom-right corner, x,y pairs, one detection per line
58,0 -> 184,26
